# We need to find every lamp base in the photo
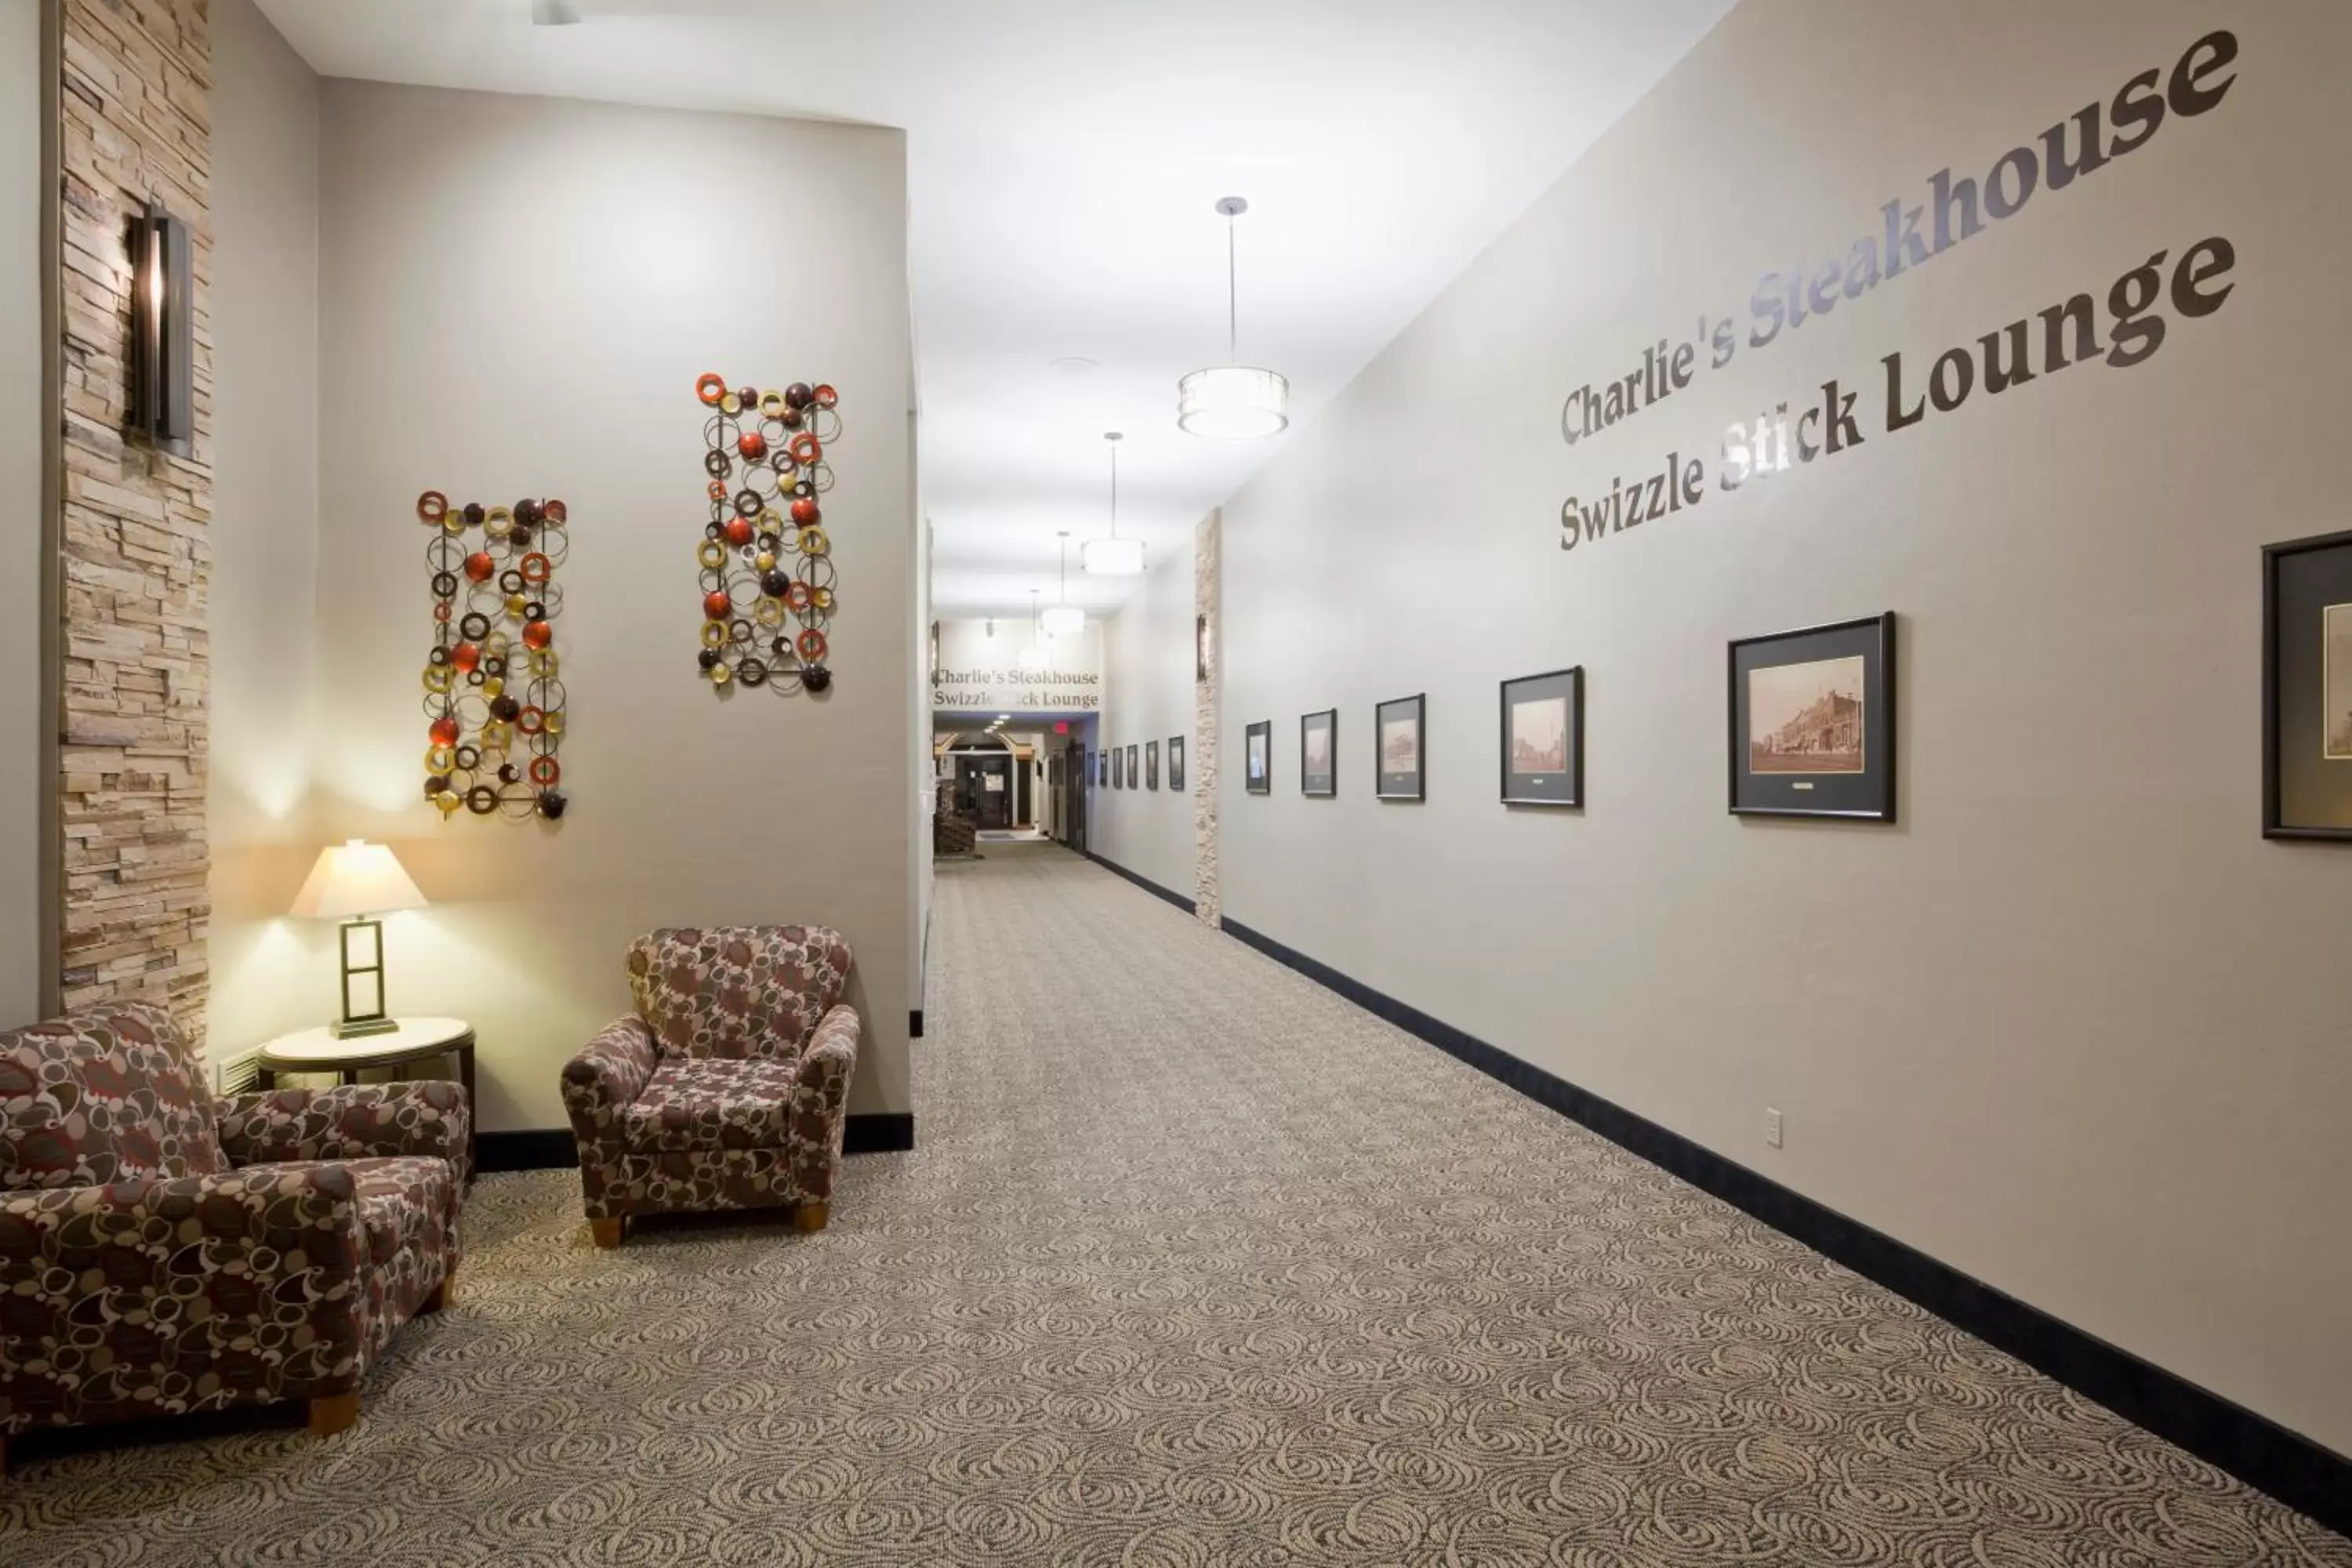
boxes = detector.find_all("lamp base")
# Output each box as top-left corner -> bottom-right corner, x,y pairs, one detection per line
332,1016 -> 400,1040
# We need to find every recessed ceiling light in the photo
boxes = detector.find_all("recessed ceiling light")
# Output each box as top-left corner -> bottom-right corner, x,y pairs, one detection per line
1050,356 -> 1097,375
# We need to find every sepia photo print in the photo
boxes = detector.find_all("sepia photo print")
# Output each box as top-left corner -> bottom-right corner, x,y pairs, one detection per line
2327,602 -> 2352,760
1748,655 -> 1865,775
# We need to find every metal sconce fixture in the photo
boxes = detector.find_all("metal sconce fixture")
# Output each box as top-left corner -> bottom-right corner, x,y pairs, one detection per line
129,201 -> 194,457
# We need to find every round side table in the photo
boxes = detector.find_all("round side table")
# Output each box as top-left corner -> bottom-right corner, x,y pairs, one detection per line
253,1018 -> 477,1177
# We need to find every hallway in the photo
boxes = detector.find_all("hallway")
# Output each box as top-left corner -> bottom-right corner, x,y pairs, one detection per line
4,845 -> 2343,1565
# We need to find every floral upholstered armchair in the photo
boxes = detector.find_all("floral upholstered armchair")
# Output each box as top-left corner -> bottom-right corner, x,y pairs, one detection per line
0,1003 -> 469,1469
561,926 -> 859,1247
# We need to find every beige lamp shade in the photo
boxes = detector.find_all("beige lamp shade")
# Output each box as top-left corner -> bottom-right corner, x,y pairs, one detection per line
289,840 -> 428,920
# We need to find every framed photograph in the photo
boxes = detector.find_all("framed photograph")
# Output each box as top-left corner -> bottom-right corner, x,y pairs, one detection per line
1196,614 -> 1210,684
1245,721 -> 1271,795
1375,694 -> 1425,801
2264,528 -> 2352,839
1500,667 -> 1583,807
1729,612 -> 1895,821
1112,746 -> 1123,789
1126,743 -> 1138,789
1301,709 -> 1336,797
1145,739 -> 1160,790
1169,735 -> 1185,791
1096,749 -> 1105,787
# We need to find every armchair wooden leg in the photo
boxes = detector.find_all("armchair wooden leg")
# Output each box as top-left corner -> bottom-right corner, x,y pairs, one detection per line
419,1265 -> 456,1314
309,1392 -> 361,1439
793,1201 -> 829,1233
590,1218 -> 625,1250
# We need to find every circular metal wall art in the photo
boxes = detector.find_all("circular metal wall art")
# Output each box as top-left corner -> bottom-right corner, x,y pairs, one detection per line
691,371 -> 843,696
419,489 -> 572,820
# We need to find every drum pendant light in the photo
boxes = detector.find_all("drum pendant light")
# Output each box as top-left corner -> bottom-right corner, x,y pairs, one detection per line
1042,532 -> 1085,637
1177,197 -> 1288,439
1081,432 -> 1144,576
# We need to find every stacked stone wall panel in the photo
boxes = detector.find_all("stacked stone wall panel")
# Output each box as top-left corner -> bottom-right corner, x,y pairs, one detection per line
54,0 -> 215,1046
1193,510 -> 1219,927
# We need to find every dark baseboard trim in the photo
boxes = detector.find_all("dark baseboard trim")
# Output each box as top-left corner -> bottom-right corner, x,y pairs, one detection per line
1218,914 -> 2352,1538
479,1112 -> 916,1170
843,1112 -> 914,1154
1082,849 -> 1196,915
477,1128 -> 576,1172
910,1008 -> 924,1040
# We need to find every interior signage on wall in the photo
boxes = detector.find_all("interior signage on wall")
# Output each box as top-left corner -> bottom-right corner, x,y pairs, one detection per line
931,667 -> 1102,712
1555,27 -> 2241,557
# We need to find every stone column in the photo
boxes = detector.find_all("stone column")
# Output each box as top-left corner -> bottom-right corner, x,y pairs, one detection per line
56,0 -> 215,1044
1192,509 -> 1219,926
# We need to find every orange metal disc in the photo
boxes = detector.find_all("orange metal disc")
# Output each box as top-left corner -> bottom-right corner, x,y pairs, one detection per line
695,372 -> 727,406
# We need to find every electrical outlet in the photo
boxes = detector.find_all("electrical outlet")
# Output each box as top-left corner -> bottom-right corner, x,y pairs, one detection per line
1764,1107 -> 1784,1149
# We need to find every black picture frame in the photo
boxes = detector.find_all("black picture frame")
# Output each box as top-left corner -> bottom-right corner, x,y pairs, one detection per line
2263,527 -> 2352,840
1374,693 -> 1425,801
1145,739 -> 1160,790
1112,746 -> 1123,789
1245,721 -> 1271,794
1196,614 -> 1210,684
1096,749 -> 1105,787
1500,667 -> 1583,808
1169,735 -> 1186,791
1300,709 -> 1336,797
1728,612 -> 1896,822
1126,743 -> 1138,789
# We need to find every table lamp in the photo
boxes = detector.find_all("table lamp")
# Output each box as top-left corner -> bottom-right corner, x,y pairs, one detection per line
289,840 -> 428,1038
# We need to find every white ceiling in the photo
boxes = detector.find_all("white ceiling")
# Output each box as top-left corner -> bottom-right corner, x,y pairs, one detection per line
256,0 -> 1731,621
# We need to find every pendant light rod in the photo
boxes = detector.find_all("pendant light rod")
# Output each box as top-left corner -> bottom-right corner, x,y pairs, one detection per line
1218,195 -> 1246,361
1107,430 -> 1122,539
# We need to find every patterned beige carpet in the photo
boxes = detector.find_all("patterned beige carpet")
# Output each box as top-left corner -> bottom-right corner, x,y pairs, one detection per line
3,844 -> 2346,1565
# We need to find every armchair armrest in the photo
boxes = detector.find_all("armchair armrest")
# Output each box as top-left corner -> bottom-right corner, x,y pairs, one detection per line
219,1081 -> 473,1187
797,1004 -> 860,1115
790,1005 -> 860,1196
561,1015 -> 659,1150
0,1166 -> 377,1417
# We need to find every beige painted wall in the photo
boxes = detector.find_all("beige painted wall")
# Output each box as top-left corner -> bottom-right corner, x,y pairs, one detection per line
1217,0 -> 2352,1453
313,82 -> 916,1130
0,0 -> 45,1027
1091,540 -> 1194,895
206,0 -> 321,1062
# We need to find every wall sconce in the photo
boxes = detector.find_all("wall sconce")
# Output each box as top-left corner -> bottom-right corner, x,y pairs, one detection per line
129,200 -> 193,457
